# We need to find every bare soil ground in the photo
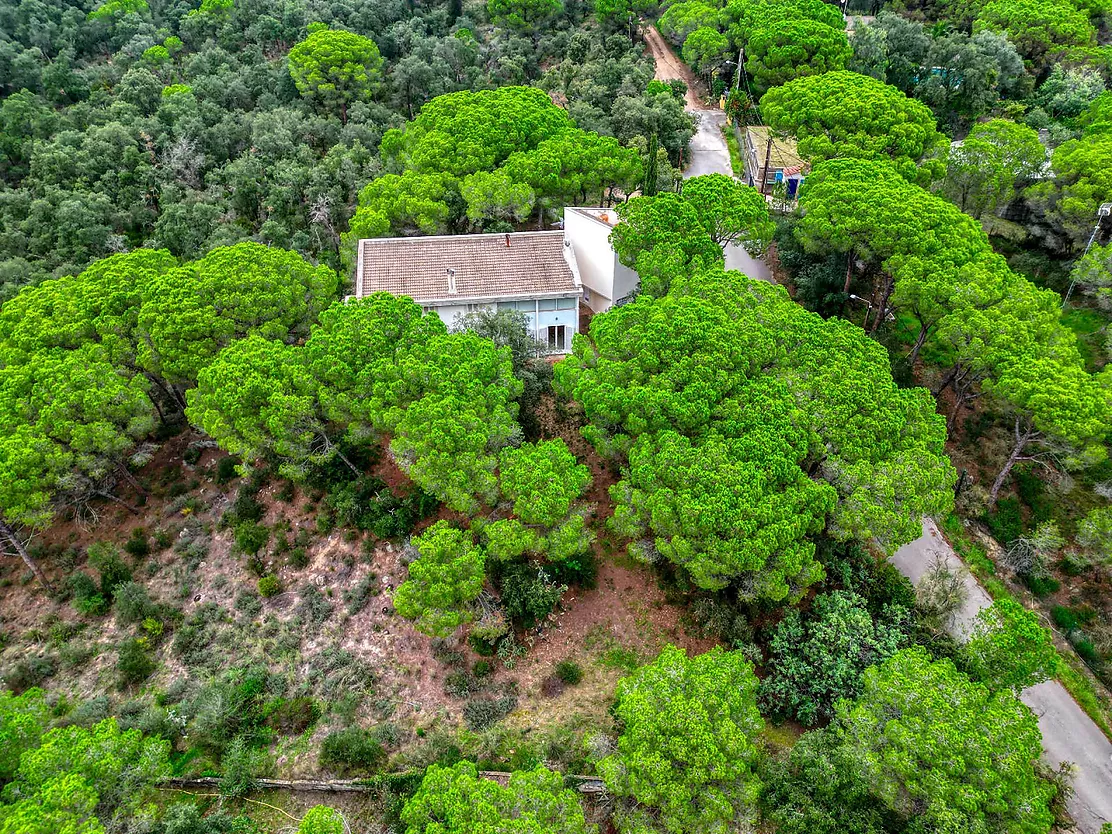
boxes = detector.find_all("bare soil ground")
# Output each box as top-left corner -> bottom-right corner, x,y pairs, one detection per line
642,24 -> 709,110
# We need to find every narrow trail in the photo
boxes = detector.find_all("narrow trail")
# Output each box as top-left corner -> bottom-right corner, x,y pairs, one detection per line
642,24 -> 709,110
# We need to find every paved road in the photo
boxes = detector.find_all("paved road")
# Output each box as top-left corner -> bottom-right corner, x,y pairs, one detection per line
892,520 -> 1112,833
644,30 -> 774,283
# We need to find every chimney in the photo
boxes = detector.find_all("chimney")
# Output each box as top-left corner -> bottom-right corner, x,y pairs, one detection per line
505,233 -> 511,247
446,267 -> 457,295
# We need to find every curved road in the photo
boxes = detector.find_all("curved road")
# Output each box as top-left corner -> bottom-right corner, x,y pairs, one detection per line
644,26 -> 773,283
892,520 -> 1112,833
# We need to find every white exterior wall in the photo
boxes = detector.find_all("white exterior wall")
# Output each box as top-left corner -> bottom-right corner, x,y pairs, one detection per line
426,295 -> 579,354
564,208 -> 635,313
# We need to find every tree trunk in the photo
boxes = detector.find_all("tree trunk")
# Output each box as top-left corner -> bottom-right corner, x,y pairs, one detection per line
990,418 -> 1038,503
96,491 -> 140,514
907,315 -> 931,367
117,463 -> 149,497
870,275 -> 894,336
932,362 -> 960,397
0,519 -> 53,594
842,249 -> 854,294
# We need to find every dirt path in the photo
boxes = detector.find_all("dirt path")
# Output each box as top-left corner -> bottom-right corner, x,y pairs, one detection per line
642,24 -> 708,110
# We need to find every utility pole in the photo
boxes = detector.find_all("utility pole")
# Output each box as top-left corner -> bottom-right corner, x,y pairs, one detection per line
1063,202 -> 1112,308
759,132 -> 773,195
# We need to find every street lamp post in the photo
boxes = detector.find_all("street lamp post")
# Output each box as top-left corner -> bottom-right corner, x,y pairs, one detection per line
848,293 -> 874,330
1063,202 -> 1112,308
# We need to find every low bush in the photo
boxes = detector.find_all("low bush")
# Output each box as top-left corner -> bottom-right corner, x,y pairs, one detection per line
319,727 -> 386,773
288,547 -> 310,569
554,660 -> 583,685
444,671 -> 477,699
113,581 -> 158,625
473,660 -> 493,679
258,575 -> 282,598
496,563 -> 566,627
462,695 -> 517,731
124,528 -> 151,559
2,655 -> 56,693
264,697 -> 320,735
88,543 -> 132,602
117,638 -> 157,686
1052,605 -> 1079,631
235,522 -> 269,556
1023,573 -> 1060,597
68,572 -> 108,616
984,498 -> 1024,545
1075,638 -> 1099,664
297,586 -> 333,626
215,456 -> 240,484
343,574 -> 378,615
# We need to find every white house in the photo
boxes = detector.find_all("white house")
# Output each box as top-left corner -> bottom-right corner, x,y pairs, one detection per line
355,231 -> 583,354
562,207 -> 639,313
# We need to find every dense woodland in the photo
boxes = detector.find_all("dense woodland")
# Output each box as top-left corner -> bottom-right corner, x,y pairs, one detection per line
2,0 -> 1112,831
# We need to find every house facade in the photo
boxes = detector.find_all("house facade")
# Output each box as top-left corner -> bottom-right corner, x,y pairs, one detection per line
355,231 -> 583,354
741,125 -> 807,198
562,207 -> 639,313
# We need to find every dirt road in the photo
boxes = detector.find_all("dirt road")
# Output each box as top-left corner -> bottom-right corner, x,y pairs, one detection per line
642,24 -> 708,110
891,520 -> 1112,833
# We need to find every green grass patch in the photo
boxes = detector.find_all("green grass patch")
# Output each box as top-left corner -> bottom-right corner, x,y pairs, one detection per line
722,123 -> 745,180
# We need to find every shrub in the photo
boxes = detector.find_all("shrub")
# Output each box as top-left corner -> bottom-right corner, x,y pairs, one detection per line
235,522 -> 270,555
462,695 -> 517,731
444,671 -> 477,699
226,489 -> 264,525
915,556 -> 969,632
1052,605 -> 1079,631
68,572 -> 108,616
555,660 -> 583,685
289,547 -> 310,569
220,736 -> 267,798
984,498 -> 1024,545
113,581 -> 157,625
297,806 -> 346,834
264,697 -> 320,735
2,656 -> 56,693
88,543 -> 132,601
473,660 -> 493,679
124,529 -> 151,559
343,574 -> 378,615
319,727 -> 386,773
497,562 -> 566,627
297,586 -> 333,626
117,638 -> 157,686
258,575 -> 282,598
216,456 -> 240,484
1014,467 -> 1054,526
760,591 -> 909,725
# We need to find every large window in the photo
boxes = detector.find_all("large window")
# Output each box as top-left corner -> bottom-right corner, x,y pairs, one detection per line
547,325 -> 567,352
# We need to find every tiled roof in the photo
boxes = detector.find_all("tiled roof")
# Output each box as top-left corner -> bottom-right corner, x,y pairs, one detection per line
357,232 -> 580,302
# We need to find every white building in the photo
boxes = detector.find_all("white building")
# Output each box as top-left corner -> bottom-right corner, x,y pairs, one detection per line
355,231 -> 583,354
562,207 -> 639,313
